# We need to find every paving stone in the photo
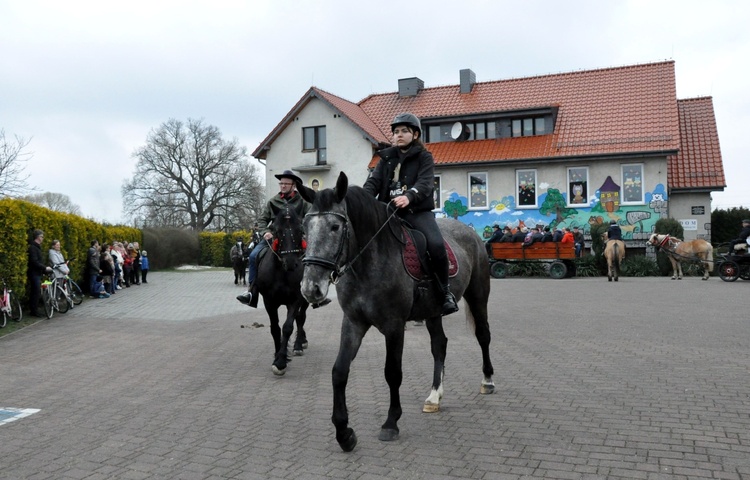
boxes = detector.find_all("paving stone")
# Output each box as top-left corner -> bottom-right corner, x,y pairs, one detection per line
0,271 -> 749,479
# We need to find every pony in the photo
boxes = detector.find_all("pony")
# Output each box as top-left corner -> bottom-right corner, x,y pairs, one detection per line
602,233 -> 625,282
648,233 -> 714,280
254,202 -> 310,375
230,242 -> 247,285
297,172 -> 494,452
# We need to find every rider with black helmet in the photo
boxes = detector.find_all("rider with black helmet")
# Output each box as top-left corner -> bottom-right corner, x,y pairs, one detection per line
363,112 -> 459,316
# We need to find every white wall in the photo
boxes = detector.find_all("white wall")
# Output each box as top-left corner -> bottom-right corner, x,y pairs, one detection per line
263,98 -> 375,199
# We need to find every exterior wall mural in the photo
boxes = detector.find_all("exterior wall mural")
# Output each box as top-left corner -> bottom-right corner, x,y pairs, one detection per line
438,180 -> 669,241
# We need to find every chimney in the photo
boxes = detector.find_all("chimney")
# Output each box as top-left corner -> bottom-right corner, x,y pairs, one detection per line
460,68 -> 476,94
398,77 -> 424,97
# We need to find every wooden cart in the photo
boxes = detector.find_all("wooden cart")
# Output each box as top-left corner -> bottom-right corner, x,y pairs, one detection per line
488,242 -> 577,279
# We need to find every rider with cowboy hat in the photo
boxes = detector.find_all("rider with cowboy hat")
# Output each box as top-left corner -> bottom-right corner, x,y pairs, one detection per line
236,169 -> 310,307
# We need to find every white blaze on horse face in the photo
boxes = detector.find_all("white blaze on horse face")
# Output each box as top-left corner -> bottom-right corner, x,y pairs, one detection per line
300,212 -> 339,304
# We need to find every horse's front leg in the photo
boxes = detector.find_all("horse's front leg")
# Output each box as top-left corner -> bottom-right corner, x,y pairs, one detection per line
379,327 -> 404,442
423,315 -> 447,413
264,303 -> 282,367
293,302 -> 309,355
272,304 -> 297,375
332,316 -> 369,452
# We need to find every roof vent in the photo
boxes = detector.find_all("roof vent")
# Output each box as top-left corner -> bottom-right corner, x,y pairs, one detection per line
398,77 -> 424,97
460,68 -> 476,94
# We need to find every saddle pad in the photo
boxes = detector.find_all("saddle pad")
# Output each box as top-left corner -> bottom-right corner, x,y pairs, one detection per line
402,227 -> 458,281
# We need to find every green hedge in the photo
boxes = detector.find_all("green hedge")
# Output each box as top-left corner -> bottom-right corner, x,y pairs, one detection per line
198,230 -> 253,267
0,198 -> 142,303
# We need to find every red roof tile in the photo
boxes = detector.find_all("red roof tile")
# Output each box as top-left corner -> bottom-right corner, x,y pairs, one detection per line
669,97 -> 726,190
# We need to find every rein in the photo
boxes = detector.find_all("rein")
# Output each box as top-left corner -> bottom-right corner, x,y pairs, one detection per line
303,201 -> 400,284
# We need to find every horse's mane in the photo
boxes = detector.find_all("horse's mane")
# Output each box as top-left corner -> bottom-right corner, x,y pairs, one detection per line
314,185 -> 395,244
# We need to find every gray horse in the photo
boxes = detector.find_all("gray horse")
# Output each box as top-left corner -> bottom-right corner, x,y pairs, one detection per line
297,172 -> 495,452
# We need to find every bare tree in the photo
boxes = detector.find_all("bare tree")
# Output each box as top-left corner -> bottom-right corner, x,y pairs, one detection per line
122,118 -> 264,231
0,129 -> 32,197
20,192 -> 82,215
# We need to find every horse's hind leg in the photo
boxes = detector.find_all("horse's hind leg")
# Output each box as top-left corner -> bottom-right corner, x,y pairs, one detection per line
332,317 -> 369,452
463,285 -> 495,395
423,315 -> 447,413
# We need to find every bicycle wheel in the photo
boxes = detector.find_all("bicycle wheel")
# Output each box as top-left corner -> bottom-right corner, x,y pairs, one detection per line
9,291 -> 23,322
42,286 -> 55,319
69,280 -> 83,306
55,285 -> 70,313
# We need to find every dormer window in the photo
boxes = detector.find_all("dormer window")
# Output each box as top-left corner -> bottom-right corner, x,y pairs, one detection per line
511,117 -> 547,137
423,108 -> 555,144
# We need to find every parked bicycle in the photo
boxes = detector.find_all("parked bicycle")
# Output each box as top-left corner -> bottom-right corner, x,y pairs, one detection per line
52,263 -> 84,310
1,278 -> 23,328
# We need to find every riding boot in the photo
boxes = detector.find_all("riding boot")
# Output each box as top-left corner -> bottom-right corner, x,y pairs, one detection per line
440,282 -> 459,316
236,283 -> 253,306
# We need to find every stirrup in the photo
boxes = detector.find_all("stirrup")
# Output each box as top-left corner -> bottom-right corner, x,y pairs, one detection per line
442,292 -> 459,316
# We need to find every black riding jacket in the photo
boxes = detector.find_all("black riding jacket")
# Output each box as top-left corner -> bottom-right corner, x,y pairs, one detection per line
363,143 -> 435,214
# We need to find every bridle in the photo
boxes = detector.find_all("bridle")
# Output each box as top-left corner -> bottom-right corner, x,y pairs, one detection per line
269,206 -> 306,262
302,202 -> 399,284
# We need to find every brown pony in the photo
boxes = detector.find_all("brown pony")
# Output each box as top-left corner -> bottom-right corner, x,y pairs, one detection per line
602,233 -> 625,282
648,233 -> 714,280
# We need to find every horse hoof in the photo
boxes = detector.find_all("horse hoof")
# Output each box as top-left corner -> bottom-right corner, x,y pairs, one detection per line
423,402 -> 440,413
293,349 -> 304,356
302,342 -> 309,349
378,428 -> 399,442
271,365 -> 286,376
338,429 -> 357,452
480,383 -> 495,395
615,277 -> 619,282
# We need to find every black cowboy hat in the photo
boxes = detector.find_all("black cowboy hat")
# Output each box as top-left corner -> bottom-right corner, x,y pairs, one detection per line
274,170 -> 303,185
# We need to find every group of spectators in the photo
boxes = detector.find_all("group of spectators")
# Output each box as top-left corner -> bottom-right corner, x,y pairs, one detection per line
84,240 -> 150,298
486,224 -> 585,257
26,230 -> 151,316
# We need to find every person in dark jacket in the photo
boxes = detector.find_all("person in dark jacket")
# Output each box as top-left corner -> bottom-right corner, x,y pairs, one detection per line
606,220 -> 622,242
86,240 -> 102,296
363,112 -> 458,316
728,219 -> 750,252
485,225 -> 504,255
541,226 -> 554,242
512,227 -> 527,243
237,169 -> 311,307
499,226 -> 513,242
552,227 -> 564,242
27,229 -> 53,317
572,226 -> 585,256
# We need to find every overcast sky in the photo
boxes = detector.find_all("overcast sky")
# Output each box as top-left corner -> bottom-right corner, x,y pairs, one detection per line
2,0 -> 748,224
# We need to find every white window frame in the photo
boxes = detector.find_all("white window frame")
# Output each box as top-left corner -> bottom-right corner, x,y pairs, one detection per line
621,163 -> 645,204
567,166 -> 589,207
516,169 -> 538,208
468,172 -> 489,210
433,175 -> 442,212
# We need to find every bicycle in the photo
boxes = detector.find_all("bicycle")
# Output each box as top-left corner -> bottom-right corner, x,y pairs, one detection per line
51,263 -> 84,311
1,278 -> 23,328
40,275 -> 58,319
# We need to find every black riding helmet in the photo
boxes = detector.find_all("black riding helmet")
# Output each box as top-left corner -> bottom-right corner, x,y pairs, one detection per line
390,113 -> 421,137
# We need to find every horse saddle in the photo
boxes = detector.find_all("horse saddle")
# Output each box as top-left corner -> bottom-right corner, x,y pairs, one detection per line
401,226 -> 458,281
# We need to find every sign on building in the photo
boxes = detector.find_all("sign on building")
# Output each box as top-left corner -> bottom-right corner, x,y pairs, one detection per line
679,219 -> 698,230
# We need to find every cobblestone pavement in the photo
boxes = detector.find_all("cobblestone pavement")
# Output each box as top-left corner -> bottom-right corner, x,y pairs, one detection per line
1,269 -> 749,479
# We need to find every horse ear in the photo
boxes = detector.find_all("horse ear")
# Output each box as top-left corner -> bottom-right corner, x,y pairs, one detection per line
296,181 -> 316,203
334,171 -> 348,203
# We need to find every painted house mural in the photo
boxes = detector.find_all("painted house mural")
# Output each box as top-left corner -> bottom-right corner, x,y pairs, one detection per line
441,182 -> 668,241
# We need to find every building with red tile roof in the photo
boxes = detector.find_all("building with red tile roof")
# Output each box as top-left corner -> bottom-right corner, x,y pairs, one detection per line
254,61 -> 724,242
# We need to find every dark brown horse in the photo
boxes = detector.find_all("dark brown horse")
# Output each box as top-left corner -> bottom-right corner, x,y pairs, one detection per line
648,233 -> 714,280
